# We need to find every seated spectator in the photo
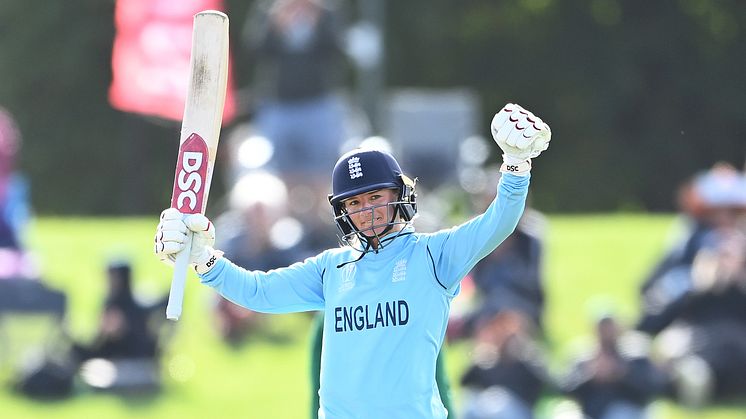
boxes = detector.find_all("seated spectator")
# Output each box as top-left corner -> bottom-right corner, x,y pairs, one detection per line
561,315 -> 666,419
655,226 -> 746,406
460,309 -> 551,419
637,163 -> 746,334
631,163 -> 746,406
0,107 -> 36,280
72,260 -> 167,393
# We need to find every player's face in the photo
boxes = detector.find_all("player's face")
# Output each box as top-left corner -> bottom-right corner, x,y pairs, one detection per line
342,188 -> 401,238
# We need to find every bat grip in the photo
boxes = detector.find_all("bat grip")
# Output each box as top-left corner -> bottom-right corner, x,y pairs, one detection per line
166,231 -> 194,321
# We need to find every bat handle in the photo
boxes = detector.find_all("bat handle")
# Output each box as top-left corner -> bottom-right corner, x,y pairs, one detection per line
166,231 -> 194,321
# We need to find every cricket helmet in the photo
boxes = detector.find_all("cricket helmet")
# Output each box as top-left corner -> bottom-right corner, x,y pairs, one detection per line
328,149 -> 417,246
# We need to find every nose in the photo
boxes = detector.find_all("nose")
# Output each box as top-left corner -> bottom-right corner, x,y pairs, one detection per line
355,201 -> 382,222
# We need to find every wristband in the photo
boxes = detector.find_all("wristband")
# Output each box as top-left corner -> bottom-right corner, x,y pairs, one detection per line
500,157 -> 531,176
194,248 -> 224,275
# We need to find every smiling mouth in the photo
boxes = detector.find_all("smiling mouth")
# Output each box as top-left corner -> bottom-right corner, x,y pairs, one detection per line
361,216 -> 384,227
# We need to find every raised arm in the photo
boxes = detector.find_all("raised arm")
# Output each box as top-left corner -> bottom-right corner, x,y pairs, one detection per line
427,103 -> 552,289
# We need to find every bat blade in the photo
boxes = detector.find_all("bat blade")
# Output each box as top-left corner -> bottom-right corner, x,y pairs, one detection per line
166,10 -> 229,321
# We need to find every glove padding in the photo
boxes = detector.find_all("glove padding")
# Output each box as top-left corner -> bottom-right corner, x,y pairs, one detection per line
491,103 -> 551,174
154,208 -> 222,274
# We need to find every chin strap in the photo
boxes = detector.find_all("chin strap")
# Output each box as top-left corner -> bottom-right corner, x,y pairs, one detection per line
336,241 -> 370,269
335,230 -> 414,270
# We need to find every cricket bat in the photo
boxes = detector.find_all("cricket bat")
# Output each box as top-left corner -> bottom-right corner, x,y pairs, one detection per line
166,10 -> 230,321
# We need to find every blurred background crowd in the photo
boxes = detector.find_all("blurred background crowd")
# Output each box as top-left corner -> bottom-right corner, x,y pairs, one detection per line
0,0 -> 745,418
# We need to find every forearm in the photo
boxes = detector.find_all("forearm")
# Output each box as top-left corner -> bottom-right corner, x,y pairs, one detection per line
473,173 -> 530,259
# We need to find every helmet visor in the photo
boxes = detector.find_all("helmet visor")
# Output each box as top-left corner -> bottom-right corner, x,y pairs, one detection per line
334,200 -> 412,249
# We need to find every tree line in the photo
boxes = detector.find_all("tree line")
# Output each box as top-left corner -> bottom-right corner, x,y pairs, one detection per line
0,0 -> 743,214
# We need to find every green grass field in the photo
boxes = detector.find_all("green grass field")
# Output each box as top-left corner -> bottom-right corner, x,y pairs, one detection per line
0,215 -> 742,418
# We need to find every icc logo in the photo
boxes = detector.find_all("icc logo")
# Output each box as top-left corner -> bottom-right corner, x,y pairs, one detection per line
171,133 -> 209,214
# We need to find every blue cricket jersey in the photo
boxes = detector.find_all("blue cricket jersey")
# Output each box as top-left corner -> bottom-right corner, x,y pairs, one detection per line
200,173 -> 529,418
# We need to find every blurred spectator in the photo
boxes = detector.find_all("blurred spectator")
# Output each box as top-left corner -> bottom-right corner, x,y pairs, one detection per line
632,163 -> 746,406
213,172 -> 319,344
469,208 -> 546,332
72,260 -> 167,392
0,107 -> 35,280
0,107 -> 68,398
217,172 -> 312,270
636,163 -> 746,334
460,310 -> 551,419
561,315 -> 666,419
448,204 -> 547,340
654,227 -> 746,406
243,0 -> 349,183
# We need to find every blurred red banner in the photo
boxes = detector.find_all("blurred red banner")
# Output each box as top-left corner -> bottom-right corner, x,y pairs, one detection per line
109,0 -> 236,124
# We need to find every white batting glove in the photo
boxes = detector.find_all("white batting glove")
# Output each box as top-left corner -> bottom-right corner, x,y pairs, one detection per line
491,103 -> 551,176
154,208 -> 223,274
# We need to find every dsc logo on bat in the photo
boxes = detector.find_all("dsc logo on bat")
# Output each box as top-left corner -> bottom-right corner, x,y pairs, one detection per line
171,133 -> 209,214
